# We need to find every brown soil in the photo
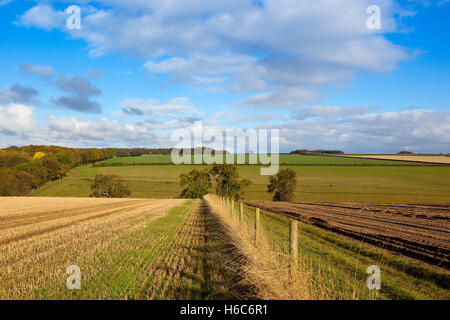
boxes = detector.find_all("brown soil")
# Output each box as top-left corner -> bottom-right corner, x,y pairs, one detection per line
244,201 -> 450,269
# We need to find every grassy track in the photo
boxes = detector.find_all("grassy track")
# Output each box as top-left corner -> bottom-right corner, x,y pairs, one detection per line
235,202 -> 449,300
34,164 -> 450,203
99,154 -> 431,166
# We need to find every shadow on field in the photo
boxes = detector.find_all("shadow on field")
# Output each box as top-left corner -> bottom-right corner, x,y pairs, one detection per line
163,199 -> 258,300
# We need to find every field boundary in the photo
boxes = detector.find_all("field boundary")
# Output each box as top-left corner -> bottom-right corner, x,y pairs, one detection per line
94,162 -> 445,167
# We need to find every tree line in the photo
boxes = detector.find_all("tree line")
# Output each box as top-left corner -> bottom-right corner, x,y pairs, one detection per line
88,164 -> 298,202
290,149 -> 344,155
114,147 -> 228,158
115,148 -> 173,157
0,145 -> 115,196
179,164 -> 297,202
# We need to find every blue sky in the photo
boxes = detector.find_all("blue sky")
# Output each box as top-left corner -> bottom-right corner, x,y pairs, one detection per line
0,0 -> 449,153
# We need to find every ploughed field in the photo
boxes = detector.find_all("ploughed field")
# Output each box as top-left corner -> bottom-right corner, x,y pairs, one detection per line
245,201 -> 450,269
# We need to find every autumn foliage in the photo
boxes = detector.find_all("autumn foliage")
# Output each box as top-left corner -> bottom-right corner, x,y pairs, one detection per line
267,168 -> 297,201
179,169 -> 211,199
90,174 -> 131,198
0,145 -> 115,196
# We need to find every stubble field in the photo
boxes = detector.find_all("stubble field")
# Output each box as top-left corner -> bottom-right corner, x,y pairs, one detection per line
0,197 -> 250,299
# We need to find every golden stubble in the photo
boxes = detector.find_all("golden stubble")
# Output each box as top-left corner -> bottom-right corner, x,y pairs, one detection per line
0,197 -> 184,299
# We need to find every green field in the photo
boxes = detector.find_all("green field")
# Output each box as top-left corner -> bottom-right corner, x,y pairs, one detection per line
99,154 -> 432,166
34,164 -> 450,203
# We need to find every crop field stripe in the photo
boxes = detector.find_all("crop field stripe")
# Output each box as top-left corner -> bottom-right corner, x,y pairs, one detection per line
98,154 -> 436,166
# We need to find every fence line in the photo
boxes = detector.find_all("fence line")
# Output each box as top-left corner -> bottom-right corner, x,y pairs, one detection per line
211,194 -> 299,268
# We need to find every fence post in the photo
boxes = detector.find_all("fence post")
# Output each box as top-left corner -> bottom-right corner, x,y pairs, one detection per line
239,202 -> 244,223
231,199 -> 234,217
254,207 -> 260,244
289,219 -> 299,275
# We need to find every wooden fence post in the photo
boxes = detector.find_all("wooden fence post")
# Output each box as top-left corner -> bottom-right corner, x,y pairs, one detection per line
254,207 -> 260,244
231,199 -> 234,217
289,219 -> 299,274
239,202 -> 244,223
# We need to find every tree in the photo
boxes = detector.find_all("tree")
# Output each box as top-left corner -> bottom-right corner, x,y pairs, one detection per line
0,150 -> 31,167
210,164 -> 251,200
24,161 -> 48,188
0,170 -> 34,196
90,174 -> 131,198
41,155 -> 66,180
179,169 -> 211,199
267,169 -> 297,201
32,152 -> 46,160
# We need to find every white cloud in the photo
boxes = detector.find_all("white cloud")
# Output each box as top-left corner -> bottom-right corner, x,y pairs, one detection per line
119,97 -> 202,118
46,116 -> 156,143
16,4 -> 66,31
0,103 -> 36,136
238,88 -> 321,109
276,109 -> 450,153
294,105 -> 378,120
17,0 -> 413,103
8,1 -> 447,153
1,101 -> 448,153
